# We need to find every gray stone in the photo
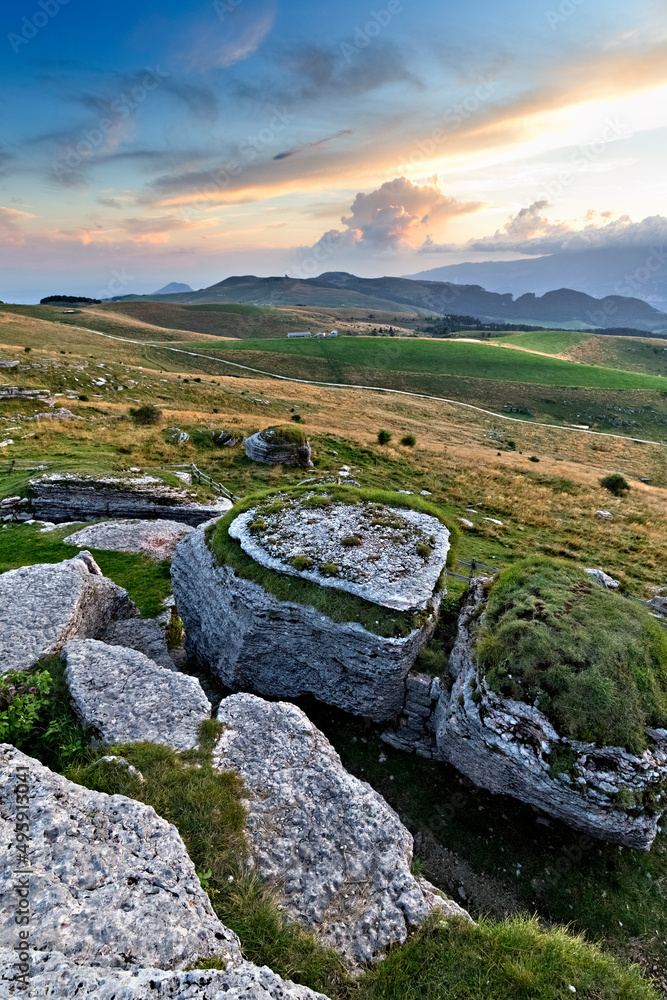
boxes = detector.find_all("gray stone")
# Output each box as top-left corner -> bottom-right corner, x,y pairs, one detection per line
102,617 -> 175,670
213,694 -> 468,967
0,552 -> 137,675
0,951 -> 330,999
172,526 -> 441,722
433,580 -> 667,850
585,568 -> 620,589
64,518 -> 194,560
0,746 -> 242,970
229,500 -> 449,612
63,640 -> 210,750
29,473 -> 232,526
245,428 -> 313,468
648,594 -> 667,614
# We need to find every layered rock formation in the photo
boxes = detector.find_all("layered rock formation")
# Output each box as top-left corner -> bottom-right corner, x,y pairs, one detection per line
63,640 -> 211,750
433,580 -> 667,850
214,694 -> 468,966
245,427 -> 313,468
172,493 -> 449,721
102,617 -> 175,670
29,473 -> 232,525
64,518 -> 193,560
0,745 -> 242,970
0,552 -> 137,674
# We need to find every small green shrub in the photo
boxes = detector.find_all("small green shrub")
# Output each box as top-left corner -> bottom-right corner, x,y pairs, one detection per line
129,403 -> 162,426
401,434 -> 416,447
416,541 -> 433,559
320,562 -> 339,576
165,610 -> 185,649
528,455 -> 540,463
377,429 -> 392,445
249,518 -> 267,534
78,394 -> 89,401
24,346 -> 31,353
0,670 -> 52,748
291,555 -> 314,570
341,534 -> 363,547
600,473 -> 630,496
291,413 -> 302,423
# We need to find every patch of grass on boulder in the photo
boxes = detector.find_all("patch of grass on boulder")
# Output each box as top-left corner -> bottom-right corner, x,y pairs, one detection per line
477,557 -> 667,754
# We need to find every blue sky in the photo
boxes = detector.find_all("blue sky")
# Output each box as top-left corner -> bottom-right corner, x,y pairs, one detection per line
1,0 -> 666,300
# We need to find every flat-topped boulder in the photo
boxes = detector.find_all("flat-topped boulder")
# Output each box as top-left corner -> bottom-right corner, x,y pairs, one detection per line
245,425 -> 313,468
434,561 -> 667,850
29,473 -> 232,526
0,552 -> 137,675
102,616 -> 175,670
214,694 -> 468,966
172,486 -> 453,721
64,518 -> 194,560
0,745 -> 242,970
63,640 -> 211,750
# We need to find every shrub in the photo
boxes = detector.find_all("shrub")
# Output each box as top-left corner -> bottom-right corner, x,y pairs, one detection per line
377,429 -> 392,445
24,346 -> 31,353
528,455 -> 540,463
477,557 -> 667,754
600,473 -> 630,496
341,534 -> 363,547
416,541 -> 433,559
0,670 -> 52,748
165,609 -> 185,649
291,555 -> 314,570
78,394 -> 89,401
320,562 -> 339,576
291,414 -> 302,423
129,403 -> 162,426
400,434 -> 416,447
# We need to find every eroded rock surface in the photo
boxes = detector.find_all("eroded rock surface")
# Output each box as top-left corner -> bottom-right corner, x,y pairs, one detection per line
0,746 -> 241,970
213,694 -> 468,966
0,552 -> 137,675
64,519 -> 193,560
433,580 -> 667,850
102,617 -> 175,670
63,640 -> 210,749
0,951 -> 330,999
245,428 -> 313,468
172,525 -> 439,721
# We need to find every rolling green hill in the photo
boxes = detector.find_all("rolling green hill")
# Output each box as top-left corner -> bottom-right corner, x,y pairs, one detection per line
494,331 -> 592,354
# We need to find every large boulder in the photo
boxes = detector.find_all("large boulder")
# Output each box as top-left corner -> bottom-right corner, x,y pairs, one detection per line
433,580 -> 667,850
63,640 -> 211,750
213,694 -> 468,967
172,490 -> 451,721
102,617 -> 175,670
245,426 -> 313,468
0,745 -> 241,970
63,519 -> 194,560
0,951 -> 330,999
29,473 -> 232,526
0,552 -> 137,675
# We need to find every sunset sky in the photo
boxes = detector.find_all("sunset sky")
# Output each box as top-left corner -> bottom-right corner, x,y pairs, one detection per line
1,0 -> 666,301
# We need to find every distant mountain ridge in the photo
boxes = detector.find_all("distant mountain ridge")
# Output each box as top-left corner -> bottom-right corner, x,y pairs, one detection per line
111,271 -> 667,334
153,281 -> 193,295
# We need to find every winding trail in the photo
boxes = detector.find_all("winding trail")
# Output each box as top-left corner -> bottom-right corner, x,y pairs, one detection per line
76,326 -> 667,449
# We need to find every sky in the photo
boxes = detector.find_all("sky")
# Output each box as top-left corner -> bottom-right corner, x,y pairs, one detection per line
1,0 -> 666,301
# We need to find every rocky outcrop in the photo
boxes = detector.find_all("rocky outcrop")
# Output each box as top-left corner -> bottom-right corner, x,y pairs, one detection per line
172,525 -> 441,721
29,473 -> 232,526
0,552 -> 137,675
64,518 -> 194,560
381,672 -> 441,758
0,951 -> 331,999
103,617 -> 175,670
433,580 -> 667,850
0,745 -> 242,970
245,427 -> 313,468
213,694 -> 468,966
63,640 -> 211,750
585,568 -> 620,589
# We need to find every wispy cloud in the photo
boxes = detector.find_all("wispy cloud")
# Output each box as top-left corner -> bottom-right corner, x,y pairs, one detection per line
273,130 -> 353,160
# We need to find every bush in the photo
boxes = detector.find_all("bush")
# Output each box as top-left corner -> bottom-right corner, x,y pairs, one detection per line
291,414 -> 302,423
377,429 -> 392,445
129,403 -> 162,426
528,455 -> 540,463
0,670 -> 52,748
601,473 -> 630,496
477,557 -> 667,753
400,434 -> 416,447
24,346 -> 31,353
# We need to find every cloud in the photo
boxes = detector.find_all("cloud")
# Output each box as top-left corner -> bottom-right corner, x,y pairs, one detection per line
274,130 -> 353,161
180,6 -> 275,71
0,207 -> 34,245
119,214 -> 216,244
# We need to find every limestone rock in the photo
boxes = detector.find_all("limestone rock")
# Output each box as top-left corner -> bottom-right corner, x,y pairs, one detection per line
433,580 -> 667,850
213,694 -> 468,966
64,518 -> 194,560
0,552 -> 137,675
245,427 -> 313,468
0,746 -> 242,970
172,525 -> 440,721
0,951 -> 330,999
585,568 -> 620,589
648,594 -> 667,614
102,617 -> 175,670
63,640 -> 210,750
29,473 -> 232,526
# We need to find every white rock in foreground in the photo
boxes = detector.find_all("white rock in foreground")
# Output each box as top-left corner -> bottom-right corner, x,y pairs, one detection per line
0,746 -> 242,970
0,552 -> 136,675
63,640 -> 211,750
64,518 -> 194,560
0,951 -> 330,999
214,694 -> 468,966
